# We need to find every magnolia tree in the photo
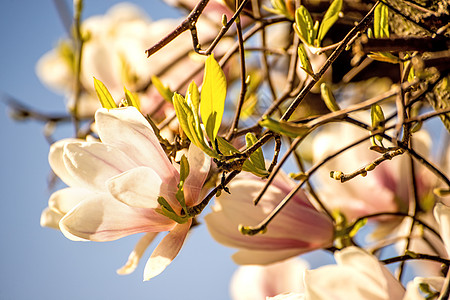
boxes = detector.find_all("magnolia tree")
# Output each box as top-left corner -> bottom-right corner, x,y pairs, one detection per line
9,0 -> 450,299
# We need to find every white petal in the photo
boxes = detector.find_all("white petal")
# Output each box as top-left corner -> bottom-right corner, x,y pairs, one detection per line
60,193 -> 175,241
434,203 -> 450,257
117,232 -> 159,275
107,167 -> 163,209
48,187 -> 91,215
48,138 -> 83,187
40,207 -> 63,229
143,219 -> 192,280
184,144 -> 211,207
63,141 -> 137,191
230,258 -> 306,300
95,107 -> 178,181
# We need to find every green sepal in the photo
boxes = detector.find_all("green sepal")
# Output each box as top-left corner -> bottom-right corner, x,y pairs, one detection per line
124,87 -> 140,110
316,0 -> 342,46
93,77 -> 117,109
297,44 -> 314,76
156,196 -> 190,224
259,117 -> 311,139
200,54 -> 227,143
179,154 -> 190,183
320,83 -> 340,112
151,75 -> 174,103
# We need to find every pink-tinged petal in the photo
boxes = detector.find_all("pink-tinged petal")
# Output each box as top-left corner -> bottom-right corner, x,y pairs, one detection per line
230,258 -> 306,300
434,203 -> 450,257
205,176 -> 333,256
336,247 -> 405,299
404,277 -> 445,300
49,138 -> 84,187
184,144 -> 211,206
143,219 -> 192,280
48,187 -> 91,215
60,193 -> 176,242
95,107 -> 178,181
63,142 -> 138,191
40,207 -> 63,229
107,167 -> 163,209
117,232 -> 159,275
267,293 -> 305,300
232,249 -> 305,266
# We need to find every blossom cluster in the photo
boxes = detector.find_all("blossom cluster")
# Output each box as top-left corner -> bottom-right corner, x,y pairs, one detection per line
16,0 -> 450,299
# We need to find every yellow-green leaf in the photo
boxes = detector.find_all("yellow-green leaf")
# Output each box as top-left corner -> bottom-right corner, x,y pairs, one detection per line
316,0 -> 342,45
245,133 -> 266,171
374,3 -> 389,39
320,83 -> 340,112
93,77 -> 117,109
124,87 -> 140,110
151,75 -> 173,103
200,54 -> 227,142
298,44 -> 314,76
295,6 -> 314,44
259,117 -> 311,139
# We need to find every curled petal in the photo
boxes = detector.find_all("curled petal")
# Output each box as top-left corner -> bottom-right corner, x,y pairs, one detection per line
107,167 -> 163,209
95,107 -> 178,181
49,138 -> 83,187
40,207 -> 63,229
184,144 -> 211,206
117,232 -> 159,275
48,187 -> 91,215
60,193 -> 175,242
63,142 -> 137,191
144,219 -> 192,280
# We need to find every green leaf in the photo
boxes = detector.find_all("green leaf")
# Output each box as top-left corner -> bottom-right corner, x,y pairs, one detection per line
124,87 -> 140,110
374,3 -> 389,39
367,52 -> 399,64
295,6 -> 314,44
179,155 -> 190,184
245,133 -> 266,171
151,75 -> 174,103
297,44 -> 314,76
316,0 -> 342,45
173,93 -> 195,143
371,104 -> 385,143
215,137 -> 268,177
200,54 -> 227,143
320,83 -> 340,112
259,117 -> 311,139
93,77 -> 117,109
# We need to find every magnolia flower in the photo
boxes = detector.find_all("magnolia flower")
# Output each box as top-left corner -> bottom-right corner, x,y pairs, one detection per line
205,172 -> 334,265
40,106 -> 210,280
230,258 -> 307,300
312,120 -> 432,221
270,246 -> 449,300
36,3 -> 229,118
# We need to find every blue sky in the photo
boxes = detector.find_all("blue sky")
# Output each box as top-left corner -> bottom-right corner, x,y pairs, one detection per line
0,1 -> 238,299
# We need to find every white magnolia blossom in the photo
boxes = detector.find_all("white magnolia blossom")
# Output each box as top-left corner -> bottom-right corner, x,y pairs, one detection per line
312,119 -> 432,221
36,2 -> 228,118
40,106 -> 210,280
